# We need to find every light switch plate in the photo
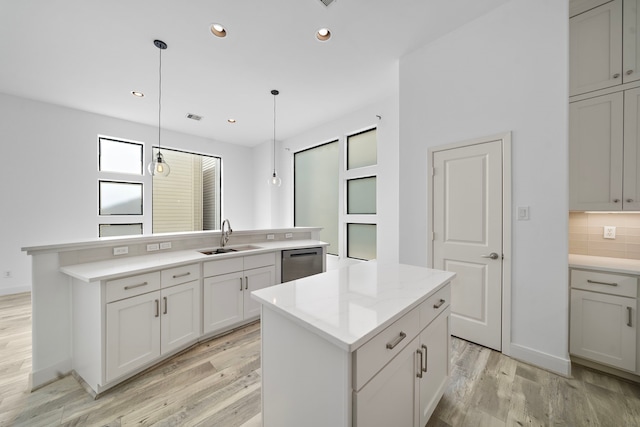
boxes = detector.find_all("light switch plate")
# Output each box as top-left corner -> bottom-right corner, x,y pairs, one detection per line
160,242 -> 172,250
113,246 -> 129,256
147,243 -> 159,251
604,226 -> 616,239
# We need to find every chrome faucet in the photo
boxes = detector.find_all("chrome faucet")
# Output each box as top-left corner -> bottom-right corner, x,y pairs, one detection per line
220,219 -> 232,247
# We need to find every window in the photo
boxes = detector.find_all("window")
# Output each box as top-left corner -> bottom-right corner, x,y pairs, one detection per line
294,141 -> 339,255
152,148 -> 222,233
97,137 -> 144,237
294,127 -> 377,261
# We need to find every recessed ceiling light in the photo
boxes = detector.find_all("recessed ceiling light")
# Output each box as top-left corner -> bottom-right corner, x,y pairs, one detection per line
316,28 -> 331,42
131,91 -> 144,97
210,23 -> 227,38
228,118 -> 236,123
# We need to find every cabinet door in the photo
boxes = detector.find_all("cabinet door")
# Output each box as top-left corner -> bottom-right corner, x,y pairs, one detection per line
106,291 -> 161,382
161,280 -> 201,354
203,272 -> 243,334
243,265 -> 276,319
570,289 -> 636,371
623,87 -> 640,210
417,312 -> 450,427
353,336 -> 418,427
570,0 -> 622,96
570,92 -> 624,210
623,0 -> 640,83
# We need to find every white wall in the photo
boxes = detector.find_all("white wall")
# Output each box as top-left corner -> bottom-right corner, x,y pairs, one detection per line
266,91 -> 400,263
399,0 -> 570,373
0,92 -> 255,295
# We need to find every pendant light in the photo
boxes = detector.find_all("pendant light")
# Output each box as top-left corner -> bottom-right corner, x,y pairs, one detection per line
268,89 -> 282,187
148,39 -> 171,177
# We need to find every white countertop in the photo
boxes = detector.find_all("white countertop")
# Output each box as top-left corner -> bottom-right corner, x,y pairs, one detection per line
61,240 -> 327,282
251,262 -> 455,352
569,254 -> 640,275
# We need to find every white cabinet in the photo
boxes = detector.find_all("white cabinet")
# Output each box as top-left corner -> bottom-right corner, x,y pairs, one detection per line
570,269 -> 637,372
570,0 -> 640,96
353,285 -> 451,427
569,88 -> 640,210
105,264 -> 201,383
203,253 -> 276,334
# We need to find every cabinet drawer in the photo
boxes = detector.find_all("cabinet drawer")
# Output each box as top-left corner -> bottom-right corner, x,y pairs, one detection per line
571,269 -> 637,298
244,252 -> 276,270
419,284 -> 451,330
106,271 -> 161,302
353,306 -> 420,391
203,257 -> 244,277
161,263 -> 200,288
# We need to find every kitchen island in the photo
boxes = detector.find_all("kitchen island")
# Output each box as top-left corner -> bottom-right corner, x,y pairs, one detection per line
251,261 -> 455,427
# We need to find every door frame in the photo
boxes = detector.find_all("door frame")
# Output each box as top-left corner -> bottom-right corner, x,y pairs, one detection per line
427,132 -> 512,356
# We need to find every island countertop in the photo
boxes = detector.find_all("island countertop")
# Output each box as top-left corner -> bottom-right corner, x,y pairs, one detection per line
251,261 -> 455,352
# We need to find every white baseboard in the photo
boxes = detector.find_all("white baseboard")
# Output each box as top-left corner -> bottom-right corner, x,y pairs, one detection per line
0,284 -> 31,296
509,343 -> 571,377
31,359 -> 72,391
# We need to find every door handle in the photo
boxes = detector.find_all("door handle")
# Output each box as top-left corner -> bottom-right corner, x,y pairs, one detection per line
481,252 -> 499,260
628,307 -> 633,327
416,348 -> 424,378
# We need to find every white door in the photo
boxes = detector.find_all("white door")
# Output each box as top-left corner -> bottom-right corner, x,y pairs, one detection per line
623,87 -> 640,210
203,272 -> 244,334
243,265 -> 276,319
161,280 -> 201,354
432,139 -> 503,351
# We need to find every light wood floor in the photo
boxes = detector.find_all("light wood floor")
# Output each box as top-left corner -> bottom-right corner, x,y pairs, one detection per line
2,292 -> 640,426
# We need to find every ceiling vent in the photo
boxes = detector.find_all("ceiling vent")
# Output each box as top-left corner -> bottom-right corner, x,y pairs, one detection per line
318,0 -> 335,7
186,113 -> 203,121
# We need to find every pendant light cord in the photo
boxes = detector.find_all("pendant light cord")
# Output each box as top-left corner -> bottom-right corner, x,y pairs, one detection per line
158,46 -> 162,154
272,92 -> 276,175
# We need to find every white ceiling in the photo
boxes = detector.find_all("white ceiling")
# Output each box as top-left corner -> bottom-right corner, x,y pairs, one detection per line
0,0 -> 509,147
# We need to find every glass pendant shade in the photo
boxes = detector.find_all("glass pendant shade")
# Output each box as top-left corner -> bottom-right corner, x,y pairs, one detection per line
268,172 -> 282,187
148,151 -> 171,177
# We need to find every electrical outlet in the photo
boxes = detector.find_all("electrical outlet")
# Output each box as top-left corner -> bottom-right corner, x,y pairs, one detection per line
113,246 -> 129,256
604,226 -> 616,239
147,243 -> 160,251
285,233 -> 293,239
267,234 -> 275,240
517,206 -> 530,221
160,242 -> 172,250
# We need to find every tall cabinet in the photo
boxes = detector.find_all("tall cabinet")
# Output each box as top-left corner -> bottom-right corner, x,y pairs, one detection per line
570,0 -> 640,211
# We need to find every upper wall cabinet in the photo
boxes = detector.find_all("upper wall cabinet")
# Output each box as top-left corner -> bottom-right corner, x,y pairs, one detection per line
570,87 -> 640,210
570,0 -> 640,97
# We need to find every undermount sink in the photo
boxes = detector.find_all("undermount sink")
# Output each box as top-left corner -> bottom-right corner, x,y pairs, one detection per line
199,245 -> 262,255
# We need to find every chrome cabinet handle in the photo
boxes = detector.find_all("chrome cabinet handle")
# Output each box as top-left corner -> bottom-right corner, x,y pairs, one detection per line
627,70 -> 634,75
614,73 -> 621,78
155,299 -> 159,318
124,282 -> 148,290
628,307 -> 633,327
433,299 -> 446,309
587,279 -> 618,287
245,276 -> 248,290
481,252 -> 499,260
627,199 -> 634,203
421,344 -> 428,373
240,277 -> 243,291
417,348 -> 424,378
172,272 -> 191,279
614,199 -> 621,203
386,331 -> 407,349
163,296 -> 168,314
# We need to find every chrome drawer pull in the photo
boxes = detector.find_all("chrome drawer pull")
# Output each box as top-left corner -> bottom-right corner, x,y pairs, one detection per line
416,348 -> 424,378
433,299 -> 446,309
124,282 -> 148,290
421,344 -> 428,373
172,272 -> 191,279
386,331 -> 407,350
628,307 -> 633,327
587,279 -> 618,287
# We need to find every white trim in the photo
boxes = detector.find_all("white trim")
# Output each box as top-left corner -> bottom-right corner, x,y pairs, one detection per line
31,359 -> 72,391
427,132 -> 512,356
510,343 -> 572,377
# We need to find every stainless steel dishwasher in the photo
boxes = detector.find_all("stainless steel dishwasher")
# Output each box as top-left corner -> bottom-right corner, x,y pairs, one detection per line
281,247 -> 324,282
